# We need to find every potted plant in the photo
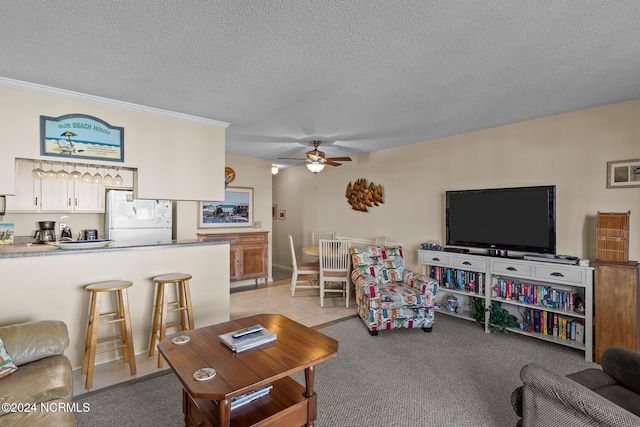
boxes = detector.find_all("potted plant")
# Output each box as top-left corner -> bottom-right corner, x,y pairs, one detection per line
469,297 -> 520,332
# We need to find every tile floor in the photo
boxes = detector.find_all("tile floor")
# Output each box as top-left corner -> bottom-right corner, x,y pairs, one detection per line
73,276 -> 356,397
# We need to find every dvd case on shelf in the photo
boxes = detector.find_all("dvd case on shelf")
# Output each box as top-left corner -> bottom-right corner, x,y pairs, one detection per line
230,384 -> 273,410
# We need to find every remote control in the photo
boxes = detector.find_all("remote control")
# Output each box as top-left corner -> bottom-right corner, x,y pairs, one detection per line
232,324 -> 264,338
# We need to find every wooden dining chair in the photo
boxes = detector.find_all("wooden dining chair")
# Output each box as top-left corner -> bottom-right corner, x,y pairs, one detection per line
312,232 -> 336,246
289,235 -> 320,297
318,239 -> 351,308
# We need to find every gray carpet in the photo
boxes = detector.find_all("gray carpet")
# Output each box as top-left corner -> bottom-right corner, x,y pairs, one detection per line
74,314 -> 598,427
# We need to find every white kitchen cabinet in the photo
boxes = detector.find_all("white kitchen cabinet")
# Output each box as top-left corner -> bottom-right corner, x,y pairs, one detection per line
6,159 -> 106,213
74,180 -> 105,212
5,159 -> 41,212
40,177 -> 105,213
40,178 -> 73,211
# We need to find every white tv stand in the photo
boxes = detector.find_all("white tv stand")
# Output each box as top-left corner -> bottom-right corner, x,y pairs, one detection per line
418,249 -> 594,361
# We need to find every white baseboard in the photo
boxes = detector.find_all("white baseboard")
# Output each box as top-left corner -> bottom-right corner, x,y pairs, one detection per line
273,263 -> 292,271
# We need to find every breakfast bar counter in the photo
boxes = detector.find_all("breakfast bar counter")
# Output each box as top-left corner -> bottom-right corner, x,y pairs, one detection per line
0,238 -> 233,259
0,239 -> 231,372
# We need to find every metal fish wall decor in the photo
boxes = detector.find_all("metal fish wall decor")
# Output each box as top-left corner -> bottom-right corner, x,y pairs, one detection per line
345,178 -> 384,212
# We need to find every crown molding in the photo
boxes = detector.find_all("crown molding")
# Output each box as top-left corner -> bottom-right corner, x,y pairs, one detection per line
0,76 -> 230,128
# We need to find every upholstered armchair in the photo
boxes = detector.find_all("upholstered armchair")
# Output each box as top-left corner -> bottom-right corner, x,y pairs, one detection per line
351,245 -> 438,335
512,346 -> 640,426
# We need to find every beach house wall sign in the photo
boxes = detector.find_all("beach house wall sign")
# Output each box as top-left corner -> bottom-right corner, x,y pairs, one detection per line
40,114 -> 124,162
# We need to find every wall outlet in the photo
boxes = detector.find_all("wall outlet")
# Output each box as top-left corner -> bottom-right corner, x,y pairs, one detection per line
59,223 -> 66,230
254,221 -> 262,229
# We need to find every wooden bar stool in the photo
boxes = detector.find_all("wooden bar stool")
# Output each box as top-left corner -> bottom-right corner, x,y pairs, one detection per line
82,280 -> 136,389
149,273 -> 194,367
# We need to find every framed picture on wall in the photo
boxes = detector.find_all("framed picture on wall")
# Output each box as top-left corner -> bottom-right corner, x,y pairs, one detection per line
40,114 -> 125,162
198,187 -> 254,228
278,210 -> 286,220
607,159 -> 640,188
272,204 -> 277,220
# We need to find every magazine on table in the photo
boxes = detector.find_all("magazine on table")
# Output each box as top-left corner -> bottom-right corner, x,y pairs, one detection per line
230,384 -> 273,410
218,326 -> 277,352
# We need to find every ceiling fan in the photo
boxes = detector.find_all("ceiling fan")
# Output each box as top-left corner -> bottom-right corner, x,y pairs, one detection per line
278,141 -> 352,173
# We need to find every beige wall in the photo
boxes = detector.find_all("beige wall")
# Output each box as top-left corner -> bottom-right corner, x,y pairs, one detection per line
273,100 -> 640,270
177,153 -> 274,281
0,83 -> 228,240
0,84 -> 226,201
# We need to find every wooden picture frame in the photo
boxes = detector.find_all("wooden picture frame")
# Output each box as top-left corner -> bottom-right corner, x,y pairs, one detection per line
272,204 -> 277,220
607,159 -> 640,188
278,210 -> 286,220
198,187 -> 253,228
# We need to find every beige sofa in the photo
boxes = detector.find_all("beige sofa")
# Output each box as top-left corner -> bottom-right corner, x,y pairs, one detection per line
0,320 -> 76,426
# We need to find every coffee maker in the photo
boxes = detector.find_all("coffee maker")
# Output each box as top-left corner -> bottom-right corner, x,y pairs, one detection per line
34,221 -> 56,244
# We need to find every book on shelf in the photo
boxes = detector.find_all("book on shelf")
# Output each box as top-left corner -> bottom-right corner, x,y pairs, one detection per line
575,322 -> 584,344
219,327 -> 277,353
492,278 -> 583,312
231,384 -> 273,410
560,318 -> 567,339
521,308 -> 534,332
429,266 -> 484,295
523,309 -> 585,344
533,310 -> 541,333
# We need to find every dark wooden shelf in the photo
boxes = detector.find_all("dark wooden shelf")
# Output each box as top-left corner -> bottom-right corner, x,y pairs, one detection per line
185,377 -> 308,427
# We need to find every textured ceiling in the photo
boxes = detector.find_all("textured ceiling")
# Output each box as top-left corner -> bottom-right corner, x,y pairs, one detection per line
1,1 -> 639,168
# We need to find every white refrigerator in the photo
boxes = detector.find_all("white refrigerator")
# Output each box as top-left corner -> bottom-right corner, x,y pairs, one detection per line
104,190 -> 173,244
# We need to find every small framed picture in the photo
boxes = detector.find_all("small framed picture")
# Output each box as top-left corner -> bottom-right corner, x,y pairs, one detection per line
607,159 -> 640,188
278,210 -> 286,220
272,204 -> 277,220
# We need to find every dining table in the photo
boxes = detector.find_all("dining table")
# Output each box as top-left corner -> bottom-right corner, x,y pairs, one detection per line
303,246 -> 320,257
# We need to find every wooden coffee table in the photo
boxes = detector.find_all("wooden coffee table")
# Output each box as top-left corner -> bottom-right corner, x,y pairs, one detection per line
158,313 -> 338,427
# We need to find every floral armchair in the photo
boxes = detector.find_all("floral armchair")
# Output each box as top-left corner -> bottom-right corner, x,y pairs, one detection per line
351,246 -> 438,335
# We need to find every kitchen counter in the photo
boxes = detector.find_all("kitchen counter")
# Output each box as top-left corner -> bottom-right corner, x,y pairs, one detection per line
0,238 -> 233,259
0,239 -> 231,371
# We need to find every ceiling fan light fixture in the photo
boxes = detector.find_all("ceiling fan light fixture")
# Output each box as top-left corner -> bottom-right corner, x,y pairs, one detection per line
306,162 -> 325,174
278,141 -> 351,172
271,164 -> 279,175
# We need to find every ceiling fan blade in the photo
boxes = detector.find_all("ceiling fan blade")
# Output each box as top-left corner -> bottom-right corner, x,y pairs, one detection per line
325,157 -> 352,162
324,160 -> 343,166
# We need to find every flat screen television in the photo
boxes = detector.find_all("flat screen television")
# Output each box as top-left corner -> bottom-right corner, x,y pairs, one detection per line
446,185 -> 556,255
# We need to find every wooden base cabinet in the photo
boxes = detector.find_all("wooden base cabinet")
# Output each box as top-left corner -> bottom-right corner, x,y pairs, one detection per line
594,261 -> 640,364
198,232 -> 269,284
